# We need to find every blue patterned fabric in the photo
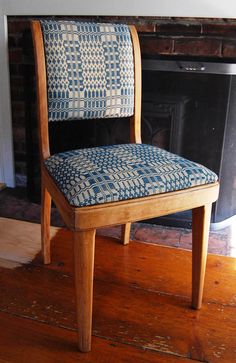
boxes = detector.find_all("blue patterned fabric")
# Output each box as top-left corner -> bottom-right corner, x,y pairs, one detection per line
40,20 -> 134,121
44,144 -> 218,207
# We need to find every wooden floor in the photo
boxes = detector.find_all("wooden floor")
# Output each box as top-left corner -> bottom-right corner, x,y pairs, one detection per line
0,217 -> 236,362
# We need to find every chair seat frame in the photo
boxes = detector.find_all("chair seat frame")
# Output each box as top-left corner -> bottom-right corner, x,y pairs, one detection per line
31,20 -> 219,353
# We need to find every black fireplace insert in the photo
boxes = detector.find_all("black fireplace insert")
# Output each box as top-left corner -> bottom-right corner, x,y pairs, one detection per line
142,58 -> 236,228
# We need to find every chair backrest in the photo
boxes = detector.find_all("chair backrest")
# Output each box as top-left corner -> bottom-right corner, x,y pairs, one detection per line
31,19 -> 142,161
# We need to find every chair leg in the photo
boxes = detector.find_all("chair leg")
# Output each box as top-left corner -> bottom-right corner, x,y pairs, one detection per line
192,204 -> 212,310
121,222 -> 131,245
41,183 -> 51,264
74,229 -> 96,353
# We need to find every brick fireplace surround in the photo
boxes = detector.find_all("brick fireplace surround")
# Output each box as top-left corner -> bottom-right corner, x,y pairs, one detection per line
8,16 -> 236,187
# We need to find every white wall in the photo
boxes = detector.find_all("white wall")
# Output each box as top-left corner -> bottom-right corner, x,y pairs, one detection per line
1,0 -> 236,187
2,0 -> 236,18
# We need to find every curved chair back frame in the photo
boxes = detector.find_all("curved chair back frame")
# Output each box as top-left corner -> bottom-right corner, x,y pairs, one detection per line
31,21 -> 141,162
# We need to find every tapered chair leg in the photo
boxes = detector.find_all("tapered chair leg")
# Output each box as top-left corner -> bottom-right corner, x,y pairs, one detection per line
74,229 -> 96,352
41,183 -> 51,264
121,223 -> 131,245
192,204 -> 212,309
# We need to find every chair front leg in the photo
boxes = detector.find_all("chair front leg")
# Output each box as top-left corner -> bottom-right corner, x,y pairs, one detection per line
74,229 -> 96,352
41,182 -> 51,264
192,204 -> 212,309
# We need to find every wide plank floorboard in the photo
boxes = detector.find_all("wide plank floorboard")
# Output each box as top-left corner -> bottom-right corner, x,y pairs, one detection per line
0,311 -> 188,363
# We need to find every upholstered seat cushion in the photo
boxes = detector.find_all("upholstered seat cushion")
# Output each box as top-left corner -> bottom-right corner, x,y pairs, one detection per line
44,144 -> 218,207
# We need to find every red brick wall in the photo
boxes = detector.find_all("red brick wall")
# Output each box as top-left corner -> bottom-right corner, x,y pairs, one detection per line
137,18 -> 236,57
8,16 -> 236,186
8,19 -> 28,185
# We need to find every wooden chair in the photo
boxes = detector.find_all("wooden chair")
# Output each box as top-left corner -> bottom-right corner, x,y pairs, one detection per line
31,19 -> 219,353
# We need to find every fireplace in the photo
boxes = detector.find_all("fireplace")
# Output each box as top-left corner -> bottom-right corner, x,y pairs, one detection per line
142,58 -> 236,227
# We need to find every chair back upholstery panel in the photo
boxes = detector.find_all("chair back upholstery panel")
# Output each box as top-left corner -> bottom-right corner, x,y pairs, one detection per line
40,20 -> 135,121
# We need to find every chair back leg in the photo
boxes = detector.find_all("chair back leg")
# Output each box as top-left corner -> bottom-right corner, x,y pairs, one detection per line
121,222 -> 131,245
192,203 -> 212,309
74,229 -> 96,352
41,183 -> 52,264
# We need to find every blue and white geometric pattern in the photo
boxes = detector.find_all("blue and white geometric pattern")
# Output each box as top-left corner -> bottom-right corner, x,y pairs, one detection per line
44,144 -> 218,207
40,20 -> 134,121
